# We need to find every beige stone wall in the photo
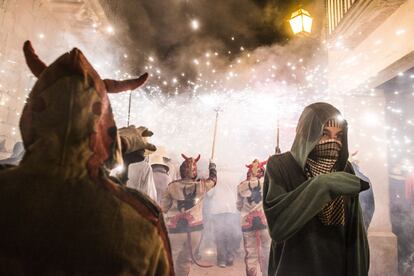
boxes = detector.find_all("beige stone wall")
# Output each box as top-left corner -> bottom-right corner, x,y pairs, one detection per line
328,0 -> 414,93
340,92 -> 399,276
326,1 -> 412,275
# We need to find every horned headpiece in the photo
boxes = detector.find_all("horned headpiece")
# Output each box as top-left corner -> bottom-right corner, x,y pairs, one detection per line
21,41 -> 148,180
246,159 -> 267,179
180,154 -> 200,180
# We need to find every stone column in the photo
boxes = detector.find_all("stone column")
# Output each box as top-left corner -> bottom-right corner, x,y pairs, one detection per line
344,91 -> 398,276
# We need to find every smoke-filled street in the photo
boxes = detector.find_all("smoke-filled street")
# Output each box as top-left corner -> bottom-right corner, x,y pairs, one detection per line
0,1 -> 413,276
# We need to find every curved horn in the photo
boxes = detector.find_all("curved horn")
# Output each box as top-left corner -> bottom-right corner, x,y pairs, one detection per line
195,154 -> 201,162
103,73 -> 148,93
23,41 -> 47,77
181,154 -> 189,160
260,160 -> 268,167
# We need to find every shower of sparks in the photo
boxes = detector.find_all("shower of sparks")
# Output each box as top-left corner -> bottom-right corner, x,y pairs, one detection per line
1,24 -> 413,176
106,25 -> 114,34
190,19 -> 200,31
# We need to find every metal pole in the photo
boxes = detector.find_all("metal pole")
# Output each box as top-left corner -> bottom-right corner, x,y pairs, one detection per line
211,108 -> 221,160
275,120 -> 281,154
127,91 -> 132,126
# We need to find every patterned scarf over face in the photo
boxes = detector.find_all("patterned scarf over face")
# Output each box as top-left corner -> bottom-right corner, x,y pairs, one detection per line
305,132 -> 345,226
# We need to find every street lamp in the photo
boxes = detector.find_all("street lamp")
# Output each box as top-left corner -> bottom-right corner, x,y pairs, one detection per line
289,8 -> 313,35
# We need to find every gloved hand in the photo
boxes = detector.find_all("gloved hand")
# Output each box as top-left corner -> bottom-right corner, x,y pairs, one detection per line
208,160 -> 217,182
118,125 -> 157,154
208,159 -> 216,170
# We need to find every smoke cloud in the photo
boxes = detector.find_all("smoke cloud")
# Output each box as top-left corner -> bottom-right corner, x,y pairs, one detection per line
99,0 -> 323,92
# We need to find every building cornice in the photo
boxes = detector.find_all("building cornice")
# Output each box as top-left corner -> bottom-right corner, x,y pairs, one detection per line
329,0 -> 406,48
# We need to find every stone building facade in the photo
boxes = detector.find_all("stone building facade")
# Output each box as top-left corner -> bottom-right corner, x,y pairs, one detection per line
326,0 -> 414,275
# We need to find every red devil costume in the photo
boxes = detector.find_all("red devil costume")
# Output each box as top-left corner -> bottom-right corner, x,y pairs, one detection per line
161,154 -> 217,276
0,41 -> 173,275
237,159 -> 271,276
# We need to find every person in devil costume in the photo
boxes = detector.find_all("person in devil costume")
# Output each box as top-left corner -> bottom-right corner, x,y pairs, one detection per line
0,41 -> 173,275
237,159 -> 271,276
161,154 -> 217,276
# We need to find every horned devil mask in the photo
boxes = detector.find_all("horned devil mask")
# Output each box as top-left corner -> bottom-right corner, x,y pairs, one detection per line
246,159 -> 267,179
180,154 -> 200,180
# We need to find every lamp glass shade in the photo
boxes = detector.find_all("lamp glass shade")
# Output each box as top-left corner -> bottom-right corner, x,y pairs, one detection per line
289,8 -> 313,35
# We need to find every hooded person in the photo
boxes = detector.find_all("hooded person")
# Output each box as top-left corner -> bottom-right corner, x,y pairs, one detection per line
126,156 -> 157,201
119,126 -> 158,200
0,41 -> 173,275
161,154 -> 217,276
150,146 -> 173,204
237,159 -> 271,276
263,102 -> 370,276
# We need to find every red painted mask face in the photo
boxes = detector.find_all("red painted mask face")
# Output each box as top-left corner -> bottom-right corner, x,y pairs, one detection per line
180,154 -> 200,180
246,159 -> 267,179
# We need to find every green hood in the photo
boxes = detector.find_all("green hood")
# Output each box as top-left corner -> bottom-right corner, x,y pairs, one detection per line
290,102 -> 349,171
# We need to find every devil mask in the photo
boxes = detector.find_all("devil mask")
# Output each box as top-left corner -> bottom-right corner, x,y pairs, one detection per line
246,159 -> 267,179
180,154 -> 200,180
21,41 -> 148,180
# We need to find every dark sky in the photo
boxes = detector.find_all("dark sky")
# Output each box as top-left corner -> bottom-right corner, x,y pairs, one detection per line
100,0 -> 320,89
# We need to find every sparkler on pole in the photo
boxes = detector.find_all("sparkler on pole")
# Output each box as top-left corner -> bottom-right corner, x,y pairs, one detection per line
211,107 -> 223,160
127,91 -> 132,126
275,120 -> 281,154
